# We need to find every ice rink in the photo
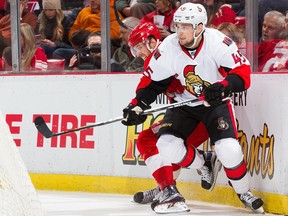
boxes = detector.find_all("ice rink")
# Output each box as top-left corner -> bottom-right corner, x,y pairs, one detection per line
38,190 -> 279,216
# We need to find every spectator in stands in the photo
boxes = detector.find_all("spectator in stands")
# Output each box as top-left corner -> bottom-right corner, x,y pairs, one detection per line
75,31 -> 125,71
112,16 -> 144,71
260,10 -> 285,42
61,0 -> 85,21
140,0 -> 178,39
258,10 -> 286,72
54,30 -> 91,69
67,29 -> 91,70
258,0 -> 288,29
258,0 -> 288,40
0,0 -> 38,43
68,0 -> 121,41
115,0 -> 156,19
204,0 -> 237,27
275,21 -> 288,71
20,23 -> 47,71
35,0 -> 74,59
1,46 -> 12,71
87,31 -> 125,71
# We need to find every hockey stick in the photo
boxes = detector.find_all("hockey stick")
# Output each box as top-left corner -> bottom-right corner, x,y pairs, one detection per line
34,97 -> 203,138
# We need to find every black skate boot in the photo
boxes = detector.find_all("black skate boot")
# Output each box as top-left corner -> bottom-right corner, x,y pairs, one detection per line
151,185 -> 190,214
133,186 -> 160,204
197,151 -> 222,191
238,191 -> 264,213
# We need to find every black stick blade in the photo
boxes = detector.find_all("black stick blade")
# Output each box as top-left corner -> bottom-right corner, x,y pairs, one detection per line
34,116 -> 54,138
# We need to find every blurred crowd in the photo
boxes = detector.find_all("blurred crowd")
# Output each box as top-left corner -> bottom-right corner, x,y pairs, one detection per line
0,0 -> 287,72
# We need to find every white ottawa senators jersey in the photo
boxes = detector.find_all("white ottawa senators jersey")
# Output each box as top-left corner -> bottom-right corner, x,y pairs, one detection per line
144,28 -> 250,105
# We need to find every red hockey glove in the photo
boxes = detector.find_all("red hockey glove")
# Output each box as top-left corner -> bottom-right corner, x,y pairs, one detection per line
165,78 -> 184,99
204,80 -> 232,106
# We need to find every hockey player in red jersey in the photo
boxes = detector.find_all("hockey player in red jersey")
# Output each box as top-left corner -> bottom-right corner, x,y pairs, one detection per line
125,22 -> 221,206
122,6 -> 264,212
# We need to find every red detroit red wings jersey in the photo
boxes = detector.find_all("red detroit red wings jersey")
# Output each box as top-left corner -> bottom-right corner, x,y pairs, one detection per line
144,28 -> 250,105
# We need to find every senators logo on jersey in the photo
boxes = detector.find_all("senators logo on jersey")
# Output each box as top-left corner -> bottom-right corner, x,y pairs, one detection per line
183,65 -> 210,97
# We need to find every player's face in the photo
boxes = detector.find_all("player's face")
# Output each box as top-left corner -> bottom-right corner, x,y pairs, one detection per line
132,42 -> 151,60
175,23 -> 195,47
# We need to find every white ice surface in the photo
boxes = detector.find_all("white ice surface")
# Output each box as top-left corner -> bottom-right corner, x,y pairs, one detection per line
38,190 -> 279,216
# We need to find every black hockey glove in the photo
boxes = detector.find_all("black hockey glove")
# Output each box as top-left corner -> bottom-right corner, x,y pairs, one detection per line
121,101 -> 151,126
204,81 -> 232,106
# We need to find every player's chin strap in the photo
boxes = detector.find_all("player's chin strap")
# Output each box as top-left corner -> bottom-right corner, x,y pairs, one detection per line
185,24 -> 205,49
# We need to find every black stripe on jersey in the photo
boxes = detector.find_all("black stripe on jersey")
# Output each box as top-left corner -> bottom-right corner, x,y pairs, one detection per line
220,66 -> 232,73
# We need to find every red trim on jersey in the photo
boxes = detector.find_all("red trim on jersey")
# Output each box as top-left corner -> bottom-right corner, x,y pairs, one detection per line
224,160 -> 247,180
129,98 -> 138,106
135,76 -> 152,93
152,166 -> 174,190
226,100 -> 238,138
194,36 -> 204,58
180,43 -> 190,58
229,64 -> 251,89
179,35 -> 204,59
219,79 -> 229,87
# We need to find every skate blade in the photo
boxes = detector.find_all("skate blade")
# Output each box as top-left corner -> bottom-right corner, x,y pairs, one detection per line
252,206 -> 265,214
131,200 -> 151,204
209,158 -> 222,192
153,201 -> 190,214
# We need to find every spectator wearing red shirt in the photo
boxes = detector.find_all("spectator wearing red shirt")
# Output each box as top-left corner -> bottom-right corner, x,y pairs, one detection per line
20,23 -> 48,71
258,10 -> 286,72
204,0 -> 236,27
140,0 -> 178,39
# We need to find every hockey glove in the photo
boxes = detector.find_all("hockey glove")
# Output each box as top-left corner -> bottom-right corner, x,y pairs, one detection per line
204,80 -> 232,106
122,101 -> 150,126
165,78 -> 184,100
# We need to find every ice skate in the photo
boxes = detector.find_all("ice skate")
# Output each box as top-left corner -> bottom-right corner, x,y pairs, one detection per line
198,151 -> 222,191
133,186 -> 160,204
151,185 -> 190,214
238,191 -> 265,213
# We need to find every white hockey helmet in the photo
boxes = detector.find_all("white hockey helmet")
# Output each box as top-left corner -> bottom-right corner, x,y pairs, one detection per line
173,3 -> 207,29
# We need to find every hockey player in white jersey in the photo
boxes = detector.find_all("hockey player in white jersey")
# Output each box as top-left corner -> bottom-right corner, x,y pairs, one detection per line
126,21 -> 221,207
122,2 -> 264,214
